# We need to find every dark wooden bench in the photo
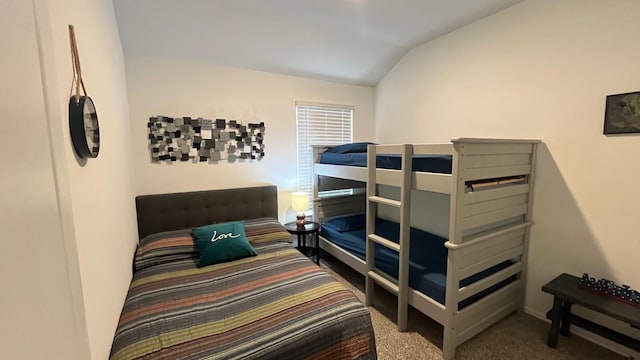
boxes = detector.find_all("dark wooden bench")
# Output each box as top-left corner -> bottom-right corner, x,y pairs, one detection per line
541,273 -> 640,352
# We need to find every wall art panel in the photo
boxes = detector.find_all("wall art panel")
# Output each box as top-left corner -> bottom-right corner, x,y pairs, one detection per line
147,115 -> 265,163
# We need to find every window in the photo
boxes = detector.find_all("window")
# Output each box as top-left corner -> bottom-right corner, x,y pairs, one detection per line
295,102 -> 354,211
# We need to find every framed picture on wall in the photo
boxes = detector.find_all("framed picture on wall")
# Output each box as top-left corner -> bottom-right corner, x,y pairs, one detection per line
603,91 -> 640,134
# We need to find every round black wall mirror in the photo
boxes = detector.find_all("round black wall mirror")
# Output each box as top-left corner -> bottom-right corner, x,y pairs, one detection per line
68,25 -> 99,159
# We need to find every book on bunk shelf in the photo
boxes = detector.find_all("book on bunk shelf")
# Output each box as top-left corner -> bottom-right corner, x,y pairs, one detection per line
466,176 -> 526,192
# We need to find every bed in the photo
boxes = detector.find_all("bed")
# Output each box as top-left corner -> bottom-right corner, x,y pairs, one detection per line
110,185 -> 377,360
311,139 -> 539,360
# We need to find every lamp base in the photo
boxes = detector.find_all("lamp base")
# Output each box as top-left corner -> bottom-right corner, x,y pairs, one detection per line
296,213 -> 306,227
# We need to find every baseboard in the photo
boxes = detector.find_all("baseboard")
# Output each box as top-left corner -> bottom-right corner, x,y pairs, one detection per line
523,307 -> 638,359
523,307 -> 547,322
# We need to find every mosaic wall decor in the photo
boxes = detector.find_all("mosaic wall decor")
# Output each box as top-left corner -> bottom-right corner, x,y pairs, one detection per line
148,115 -> 265,163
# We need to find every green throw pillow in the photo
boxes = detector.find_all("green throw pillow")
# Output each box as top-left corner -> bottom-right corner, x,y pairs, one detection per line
192,221 -> 257,267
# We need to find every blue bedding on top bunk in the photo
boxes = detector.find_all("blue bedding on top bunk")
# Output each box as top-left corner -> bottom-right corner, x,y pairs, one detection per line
319,152 -> 453,174
321,214 -> 514,308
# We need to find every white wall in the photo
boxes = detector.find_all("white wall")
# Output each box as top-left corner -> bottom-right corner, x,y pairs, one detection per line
125,56 -> 375,221
0,1 -> 85,358
375,0 -> 640,354
33,0 -> 139,358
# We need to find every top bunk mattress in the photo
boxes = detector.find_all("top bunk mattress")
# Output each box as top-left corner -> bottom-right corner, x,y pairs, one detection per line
319,152 -> 452,174
320,214 -> 513,308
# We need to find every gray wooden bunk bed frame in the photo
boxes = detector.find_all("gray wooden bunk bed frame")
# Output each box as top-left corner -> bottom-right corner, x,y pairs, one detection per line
312,138 -> 540,360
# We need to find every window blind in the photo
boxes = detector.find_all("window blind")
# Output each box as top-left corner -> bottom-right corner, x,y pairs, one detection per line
296,102 -> 354,211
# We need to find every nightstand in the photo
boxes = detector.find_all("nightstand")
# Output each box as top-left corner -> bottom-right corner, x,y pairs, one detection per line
284,221 -> 320,265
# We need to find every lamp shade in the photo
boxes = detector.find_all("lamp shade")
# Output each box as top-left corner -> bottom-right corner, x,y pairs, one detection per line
291,192 -> 310,212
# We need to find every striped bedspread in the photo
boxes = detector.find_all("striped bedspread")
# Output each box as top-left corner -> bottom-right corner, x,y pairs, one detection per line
110,218 -> 376,360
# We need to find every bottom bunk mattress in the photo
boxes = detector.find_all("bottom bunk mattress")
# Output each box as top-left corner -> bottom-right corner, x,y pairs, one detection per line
111,218 -> 376,360
320,214 -> 513,308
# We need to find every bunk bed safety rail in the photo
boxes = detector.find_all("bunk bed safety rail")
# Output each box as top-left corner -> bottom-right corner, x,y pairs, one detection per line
372,144 -> 408,155
366,144 -> 409,188
411,143 -> 455,194
412,143 -> 453,155
368,143 -> 455,194
374,169 -> 403,187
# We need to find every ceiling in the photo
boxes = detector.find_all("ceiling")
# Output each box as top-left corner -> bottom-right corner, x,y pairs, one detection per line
113,0 -> 523,86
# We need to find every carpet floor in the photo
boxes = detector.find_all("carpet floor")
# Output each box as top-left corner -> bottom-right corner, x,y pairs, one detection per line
319,254 -> 627,360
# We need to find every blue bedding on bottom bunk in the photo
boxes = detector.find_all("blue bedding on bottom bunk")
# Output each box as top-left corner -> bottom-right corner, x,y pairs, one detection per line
319,152 -> 453,174
321,214 -> 514,308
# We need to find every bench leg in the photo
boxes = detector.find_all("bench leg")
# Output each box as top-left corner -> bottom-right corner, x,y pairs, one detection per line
561,302 -> 572,336
547,297 -> 562,348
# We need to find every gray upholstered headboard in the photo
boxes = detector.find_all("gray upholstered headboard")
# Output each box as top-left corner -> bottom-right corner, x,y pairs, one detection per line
135,185 -> 278,239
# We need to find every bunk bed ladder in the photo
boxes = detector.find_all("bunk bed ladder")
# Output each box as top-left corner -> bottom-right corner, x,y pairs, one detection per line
365,144 -> 412,331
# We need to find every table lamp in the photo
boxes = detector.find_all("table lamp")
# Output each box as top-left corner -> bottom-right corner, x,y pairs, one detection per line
291,192 -> 310,227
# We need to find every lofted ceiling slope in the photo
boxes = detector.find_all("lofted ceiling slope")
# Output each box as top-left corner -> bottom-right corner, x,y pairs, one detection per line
113,0 -> 523,86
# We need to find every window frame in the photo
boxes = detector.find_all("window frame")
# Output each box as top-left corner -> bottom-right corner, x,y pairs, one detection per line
295,101 -> 354,213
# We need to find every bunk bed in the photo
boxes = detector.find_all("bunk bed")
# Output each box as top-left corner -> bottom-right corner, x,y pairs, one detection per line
312,138 -> 539,360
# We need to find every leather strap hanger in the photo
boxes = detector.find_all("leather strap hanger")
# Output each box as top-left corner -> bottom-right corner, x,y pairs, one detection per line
68,25 -> 87,102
